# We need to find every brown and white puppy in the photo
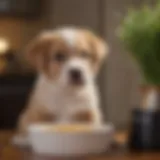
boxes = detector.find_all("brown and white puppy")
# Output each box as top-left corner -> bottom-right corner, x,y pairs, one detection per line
15,27 -> 108,143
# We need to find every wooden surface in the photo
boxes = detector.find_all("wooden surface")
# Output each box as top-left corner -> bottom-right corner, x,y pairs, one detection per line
0,131 -> 160,160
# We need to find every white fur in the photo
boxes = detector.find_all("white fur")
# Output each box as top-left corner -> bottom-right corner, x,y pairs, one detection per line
60,57 -> 94,87
30,74 -> 101,123
58,28 -> 77,47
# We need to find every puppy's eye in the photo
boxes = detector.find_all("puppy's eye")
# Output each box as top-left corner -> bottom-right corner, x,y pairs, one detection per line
80,51 -> 90,59
54,52 -> 66,62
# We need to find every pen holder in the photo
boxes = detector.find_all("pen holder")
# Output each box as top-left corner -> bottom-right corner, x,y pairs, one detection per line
128,108 -> 160,150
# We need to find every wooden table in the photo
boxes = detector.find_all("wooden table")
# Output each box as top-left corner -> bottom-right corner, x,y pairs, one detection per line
0,131 -> 160,160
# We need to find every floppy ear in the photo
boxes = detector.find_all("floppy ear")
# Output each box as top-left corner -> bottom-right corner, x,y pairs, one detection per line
94,37 -> 109,64
90,34 -> 109,72
25,32 -> 53,71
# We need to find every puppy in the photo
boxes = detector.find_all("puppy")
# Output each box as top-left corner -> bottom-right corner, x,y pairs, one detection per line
16,27 -> 108,138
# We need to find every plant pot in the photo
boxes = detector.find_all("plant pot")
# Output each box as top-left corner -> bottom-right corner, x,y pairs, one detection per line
128,85 -> 160,150
140,85 -> 160,110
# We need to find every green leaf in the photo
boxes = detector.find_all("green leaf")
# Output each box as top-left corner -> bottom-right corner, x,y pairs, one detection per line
119,1 -> 160,85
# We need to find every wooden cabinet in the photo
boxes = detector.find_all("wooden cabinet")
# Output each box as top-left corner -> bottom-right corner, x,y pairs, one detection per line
0,74 -> 35,129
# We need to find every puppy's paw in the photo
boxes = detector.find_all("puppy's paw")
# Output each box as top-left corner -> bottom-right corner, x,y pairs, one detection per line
72,110 -> 94,123
71,109 -> 103,125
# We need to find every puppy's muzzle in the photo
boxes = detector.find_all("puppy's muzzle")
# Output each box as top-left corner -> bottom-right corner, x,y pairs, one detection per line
69,69 -> 84,85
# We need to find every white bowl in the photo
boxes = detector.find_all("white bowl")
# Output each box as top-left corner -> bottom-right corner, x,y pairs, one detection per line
28,123 -> 114,156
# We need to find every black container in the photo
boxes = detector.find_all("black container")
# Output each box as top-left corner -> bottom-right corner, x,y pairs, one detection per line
0,74 -> 36,129
128,108 -> 160,150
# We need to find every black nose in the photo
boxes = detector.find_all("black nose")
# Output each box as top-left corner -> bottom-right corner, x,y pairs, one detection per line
69,69 -> 81,80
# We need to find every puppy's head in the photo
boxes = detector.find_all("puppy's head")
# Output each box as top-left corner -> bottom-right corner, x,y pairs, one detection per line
26,27 -> 109,87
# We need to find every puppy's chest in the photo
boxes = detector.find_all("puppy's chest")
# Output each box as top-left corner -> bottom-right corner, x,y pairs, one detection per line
37,88 -> 92,114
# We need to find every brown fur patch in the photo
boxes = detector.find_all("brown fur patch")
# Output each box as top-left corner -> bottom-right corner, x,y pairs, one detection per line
72,110 -> 94,123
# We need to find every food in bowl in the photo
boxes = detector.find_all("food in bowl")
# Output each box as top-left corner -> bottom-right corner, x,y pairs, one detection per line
45,124 -> 92,132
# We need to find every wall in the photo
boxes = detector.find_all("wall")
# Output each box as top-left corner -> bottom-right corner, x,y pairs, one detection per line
104,0 -> 155,128
46,0 -> 101,32
104,0 -> 139,128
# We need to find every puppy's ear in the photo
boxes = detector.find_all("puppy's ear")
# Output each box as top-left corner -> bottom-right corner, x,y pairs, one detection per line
94,37 -> 109,64
25,32 -> 53,71
90,34 -> 109,72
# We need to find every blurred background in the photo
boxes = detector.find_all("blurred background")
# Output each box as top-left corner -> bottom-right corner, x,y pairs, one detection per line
0,0 -> 153,130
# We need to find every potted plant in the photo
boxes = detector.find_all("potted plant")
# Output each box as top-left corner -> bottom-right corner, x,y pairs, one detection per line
119,1 -> 160,149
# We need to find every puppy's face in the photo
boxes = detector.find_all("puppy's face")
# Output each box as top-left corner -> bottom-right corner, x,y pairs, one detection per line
26,28 -> 108,87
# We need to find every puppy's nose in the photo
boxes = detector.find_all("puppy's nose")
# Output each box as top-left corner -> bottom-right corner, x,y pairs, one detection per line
69,69 -> 81,80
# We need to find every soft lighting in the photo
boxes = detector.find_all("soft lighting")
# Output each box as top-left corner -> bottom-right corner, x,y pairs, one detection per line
0,38 -> 9,54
